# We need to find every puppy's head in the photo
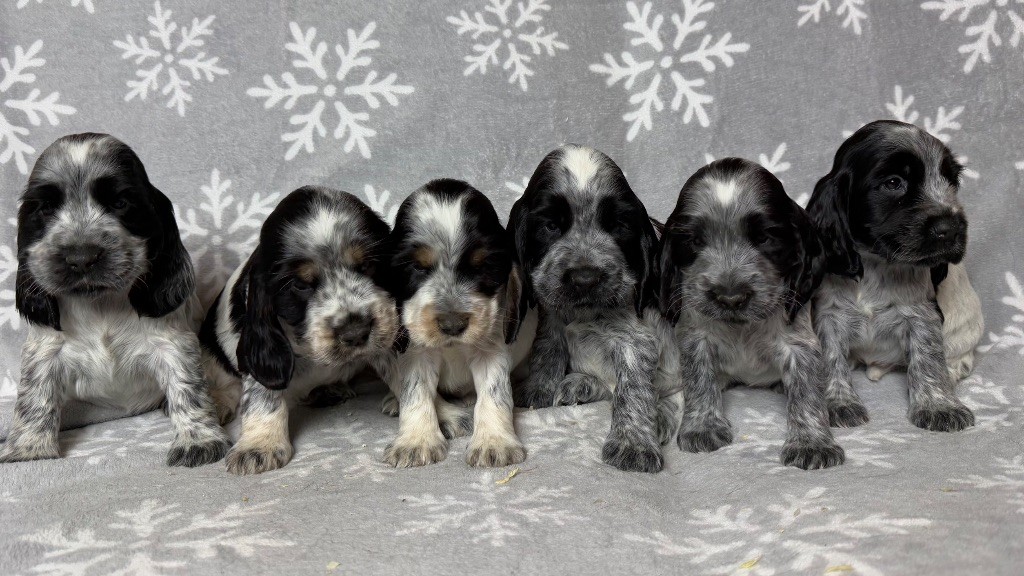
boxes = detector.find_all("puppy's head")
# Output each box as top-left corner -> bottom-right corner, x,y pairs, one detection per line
508,145 -> 658,317
388,179 -> 521,349
236,187 -> 398,389
659,158 -> 826,325
16,133 -> 194,330
807,120 -> 968,277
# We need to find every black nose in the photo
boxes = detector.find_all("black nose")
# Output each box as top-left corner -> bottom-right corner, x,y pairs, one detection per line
709,284 -> 753,311
334,314 -> 374,347
565,266 -> 603,290
64,245 -> 104,273
437,312 -> 470,337
928,215 -> 966,241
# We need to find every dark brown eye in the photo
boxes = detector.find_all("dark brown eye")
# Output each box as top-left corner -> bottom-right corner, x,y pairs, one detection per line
110,197 -> 129,211
688,231 -> 705,249
291,279 -> 312,294
883,176 -> 905,192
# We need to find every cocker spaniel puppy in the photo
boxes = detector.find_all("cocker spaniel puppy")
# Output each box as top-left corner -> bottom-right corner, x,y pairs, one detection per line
659,158 -> 844,470
509,145 -> 682,473
807,120 -> 982,431
382,179 -> 534,468
200,186 -> 399,474
1,133 -> 229,466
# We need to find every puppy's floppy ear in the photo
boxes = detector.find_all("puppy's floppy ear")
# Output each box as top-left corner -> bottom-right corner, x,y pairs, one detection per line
235,248 -> 294,389
15,199 -> 61,330
506,196 -> 533,318
786,208 -> 828,321
634,215 -> 660,318
806,170 -> 862,279
657,230 -> 681,326
128,182 -> 196,318
503,263 -> 525,344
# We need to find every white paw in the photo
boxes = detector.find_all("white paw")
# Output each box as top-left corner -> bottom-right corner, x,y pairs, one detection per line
466,433 -> 526,468
225,440 -> 293,475
383,433 -> 447,467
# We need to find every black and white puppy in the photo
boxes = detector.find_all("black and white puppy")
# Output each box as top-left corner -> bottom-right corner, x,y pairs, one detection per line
509,145 -> 682,474
201,186 -> 399,474
660,158 -> 844,470
1,133 -> 229,466
382,179 -> 535,468
807,120 -> 982,431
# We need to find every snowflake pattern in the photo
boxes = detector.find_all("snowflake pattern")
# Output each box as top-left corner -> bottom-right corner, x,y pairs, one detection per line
922,0 -> 1024,73
113,1 -> 227,117
248,21 -> 413,161
0,229 -> 20,331
797,0 -> 869,35
957,373 -> 1024,429
447,0 -> 569,91
16,0 -> 95,13
950,455 -> 1024,514
977,271 -> 1024,356
590,0 -> 749,141
0,40 -> 76,174
625,487 -> 931,576
363,184 -> 399,225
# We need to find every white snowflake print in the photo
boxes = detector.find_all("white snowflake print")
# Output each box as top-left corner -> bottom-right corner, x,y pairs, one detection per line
957,374 -> 1024,429
0,235 -> 20,332
517,404 -> 608,466
922,0 -> 1024,73
21,498 -> 294,575
363,184 -> 399,225
248,21 -> 414,161
397,472 -> 582,546
505,176 -> 530,199
977,271 -> 1024,356
590,0 -> 750,141
950,455 -> 1024,514
16,0 -> 95,13
113,1 -> 228,117
625,487 -> 930,576
797,0 -> 869,35
1016,159 -> 1024,170
447,0 -> 569,91
174,169 -> 280,305
0,40 -> 76,174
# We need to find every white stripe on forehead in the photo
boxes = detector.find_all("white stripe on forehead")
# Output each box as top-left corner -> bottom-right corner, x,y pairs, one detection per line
710,178 -> 740,205
63,140 -> 95,166
562,146 -> 600,189
290,201 -> 355,250
413,192 -> 465,241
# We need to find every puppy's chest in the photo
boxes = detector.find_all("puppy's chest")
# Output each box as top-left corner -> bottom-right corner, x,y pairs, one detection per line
563,316 -> 628,387
710,329 -> 780,387
834,265 -> 930,364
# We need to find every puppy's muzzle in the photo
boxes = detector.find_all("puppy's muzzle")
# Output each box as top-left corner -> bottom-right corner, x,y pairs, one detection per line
923,213 -> 967,263
436,311 -> 470,337
63,244 -> 105,273
333,314 -> 375,347
708,282 -> 753,312
562,265 -> 605,297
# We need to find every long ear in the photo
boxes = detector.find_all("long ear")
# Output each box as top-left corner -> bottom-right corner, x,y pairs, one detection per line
786,210 -> 828,321
657,233 -> 681,326
503,263 -> 525,344
235,248 -> 293,389
805,170 -> 862,279
506,196 -> 533,316
15,201 -> 60,330
129,185 -> 196,317
634,217 -> 660,317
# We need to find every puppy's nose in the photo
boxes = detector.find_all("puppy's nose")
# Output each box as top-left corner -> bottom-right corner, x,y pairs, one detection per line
437,312 -> 470,337
64,244 -> 104,273
709,284 -> 753,311
565,266 -> 603,290
928,215 -> 966,241
334,314 -> 374,347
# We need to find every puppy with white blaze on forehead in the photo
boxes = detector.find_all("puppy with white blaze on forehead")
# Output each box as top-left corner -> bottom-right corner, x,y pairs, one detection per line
509,145 -> 682,474
382,179 -> 535,468
1,133 -> 229,467
807,120 -> 983,432
660,158 -> 844,470
200,186 -> 400,475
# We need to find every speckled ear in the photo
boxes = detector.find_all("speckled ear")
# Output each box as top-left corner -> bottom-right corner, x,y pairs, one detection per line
128,183 -> 196,318
806,170 -> 863,279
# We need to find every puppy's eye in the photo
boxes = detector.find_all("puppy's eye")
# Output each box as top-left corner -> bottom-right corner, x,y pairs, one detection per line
882,177 -> 906,192
686,230 -> 705,249
110,197 -> 129,211
291,279 -> 313,294
542,220 -> 561,234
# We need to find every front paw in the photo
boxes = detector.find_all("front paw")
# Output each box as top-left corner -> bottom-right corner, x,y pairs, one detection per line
383,435 -> 448,467
0,441 -> 60,463
828,401 -> 870,428
466,434 -> 526,467
167,437 -> 231,467
602,435 -> 663,473
553,373 -> 606,406
438,406 -> 474,440
513,382 -> 556,409
910,403 -> 975,432
302,383 -> 357,408
677,418 -> 734,453
381,392 -> 399,416
225,441 -> 293,475
780,439 -> 845,470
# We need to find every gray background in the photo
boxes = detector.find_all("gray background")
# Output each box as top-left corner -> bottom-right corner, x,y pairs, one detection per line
1,1 -> 1022,574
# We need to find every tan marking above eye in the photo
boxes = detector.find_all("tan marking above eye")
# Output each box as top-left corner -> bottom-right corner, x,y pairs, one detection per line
344,244 -> 365,267
469,248 -> 488,267
413,245 -> 437,269
296,261 -> 319,283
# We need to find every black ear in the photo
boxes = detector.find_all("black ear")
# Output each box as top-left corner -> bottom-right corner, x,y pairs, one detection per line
806,170 -> 862,279
14,200 -> 60,330
128,184 -> 196,317
506,196 -> 534,318
503,264 -> 525,344
634,216 -> 660,318
786,209 -> 828,321
657,232 -> 681,326
235,248 -> 293,389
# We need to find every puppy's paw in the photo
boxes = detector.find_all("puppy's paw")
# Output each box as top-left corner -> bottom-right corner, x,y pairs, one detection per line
865,365 -> 891,382
677,418 -> 733,453
167,437 -> 230,467
0,441 -> 60,463
601,435 -> 663,473
466,434 -> 526,467
302,382 -> 357,408
828,401 -> 870,428
910,403 -> 975,432
553,373 -> 606,406
225,441 -> 293,475
383,435 -> 448,468
780,439 -> 845,470
438,407 -> 474,440
656,406 -> 681,447
513,381 -> 556,408
215,404 -> 237,426
381,392 -> 399,417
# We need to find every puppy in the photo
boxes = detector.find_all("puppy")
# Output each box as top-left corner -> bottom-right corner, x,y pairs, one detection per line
1,133 -> 229,466
509,145 -> 682,474
807,120 -> 981,431
659,158 -> 844,470
382,179 -> 534,468
201,186 -> 399,474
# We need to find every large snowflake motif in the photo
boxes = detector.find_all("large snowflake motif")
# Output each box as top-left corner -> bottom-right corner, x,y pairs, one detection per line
922,0 -> 1024,73
797,0 -> 869,35
956,373 -> 1024,429
950,455 -> 1024,514
248,21 -> 414,161
363,184 -> 399,225
447,0 -> 569,91
977,271 -> 1024,356
113,1 -> 227,117
0,230 -> 19,331
590,0 -> 749,141
16,0 -> 95,12
0,40 -> 76,174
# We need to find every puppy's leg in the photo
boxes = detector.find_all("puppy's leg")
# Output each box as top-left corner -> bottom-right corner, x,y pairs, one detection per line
383,349 -> 447,467
202,354 -> 242,425
656,391 -> 684,447
225,376 -> 292,474
301,361 -> 362,408
466,346 -> 526,467
436,397 -> 474,439
903,308 -> 975,432
602,329 -> 663,473
553,372 -> 611,406
370,352 -> 401,416
777,342 -> 845,470
815,310 -> 869,427
513,309 -> 568,408
0,337 -> 68,462
676,333 -> 733,453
